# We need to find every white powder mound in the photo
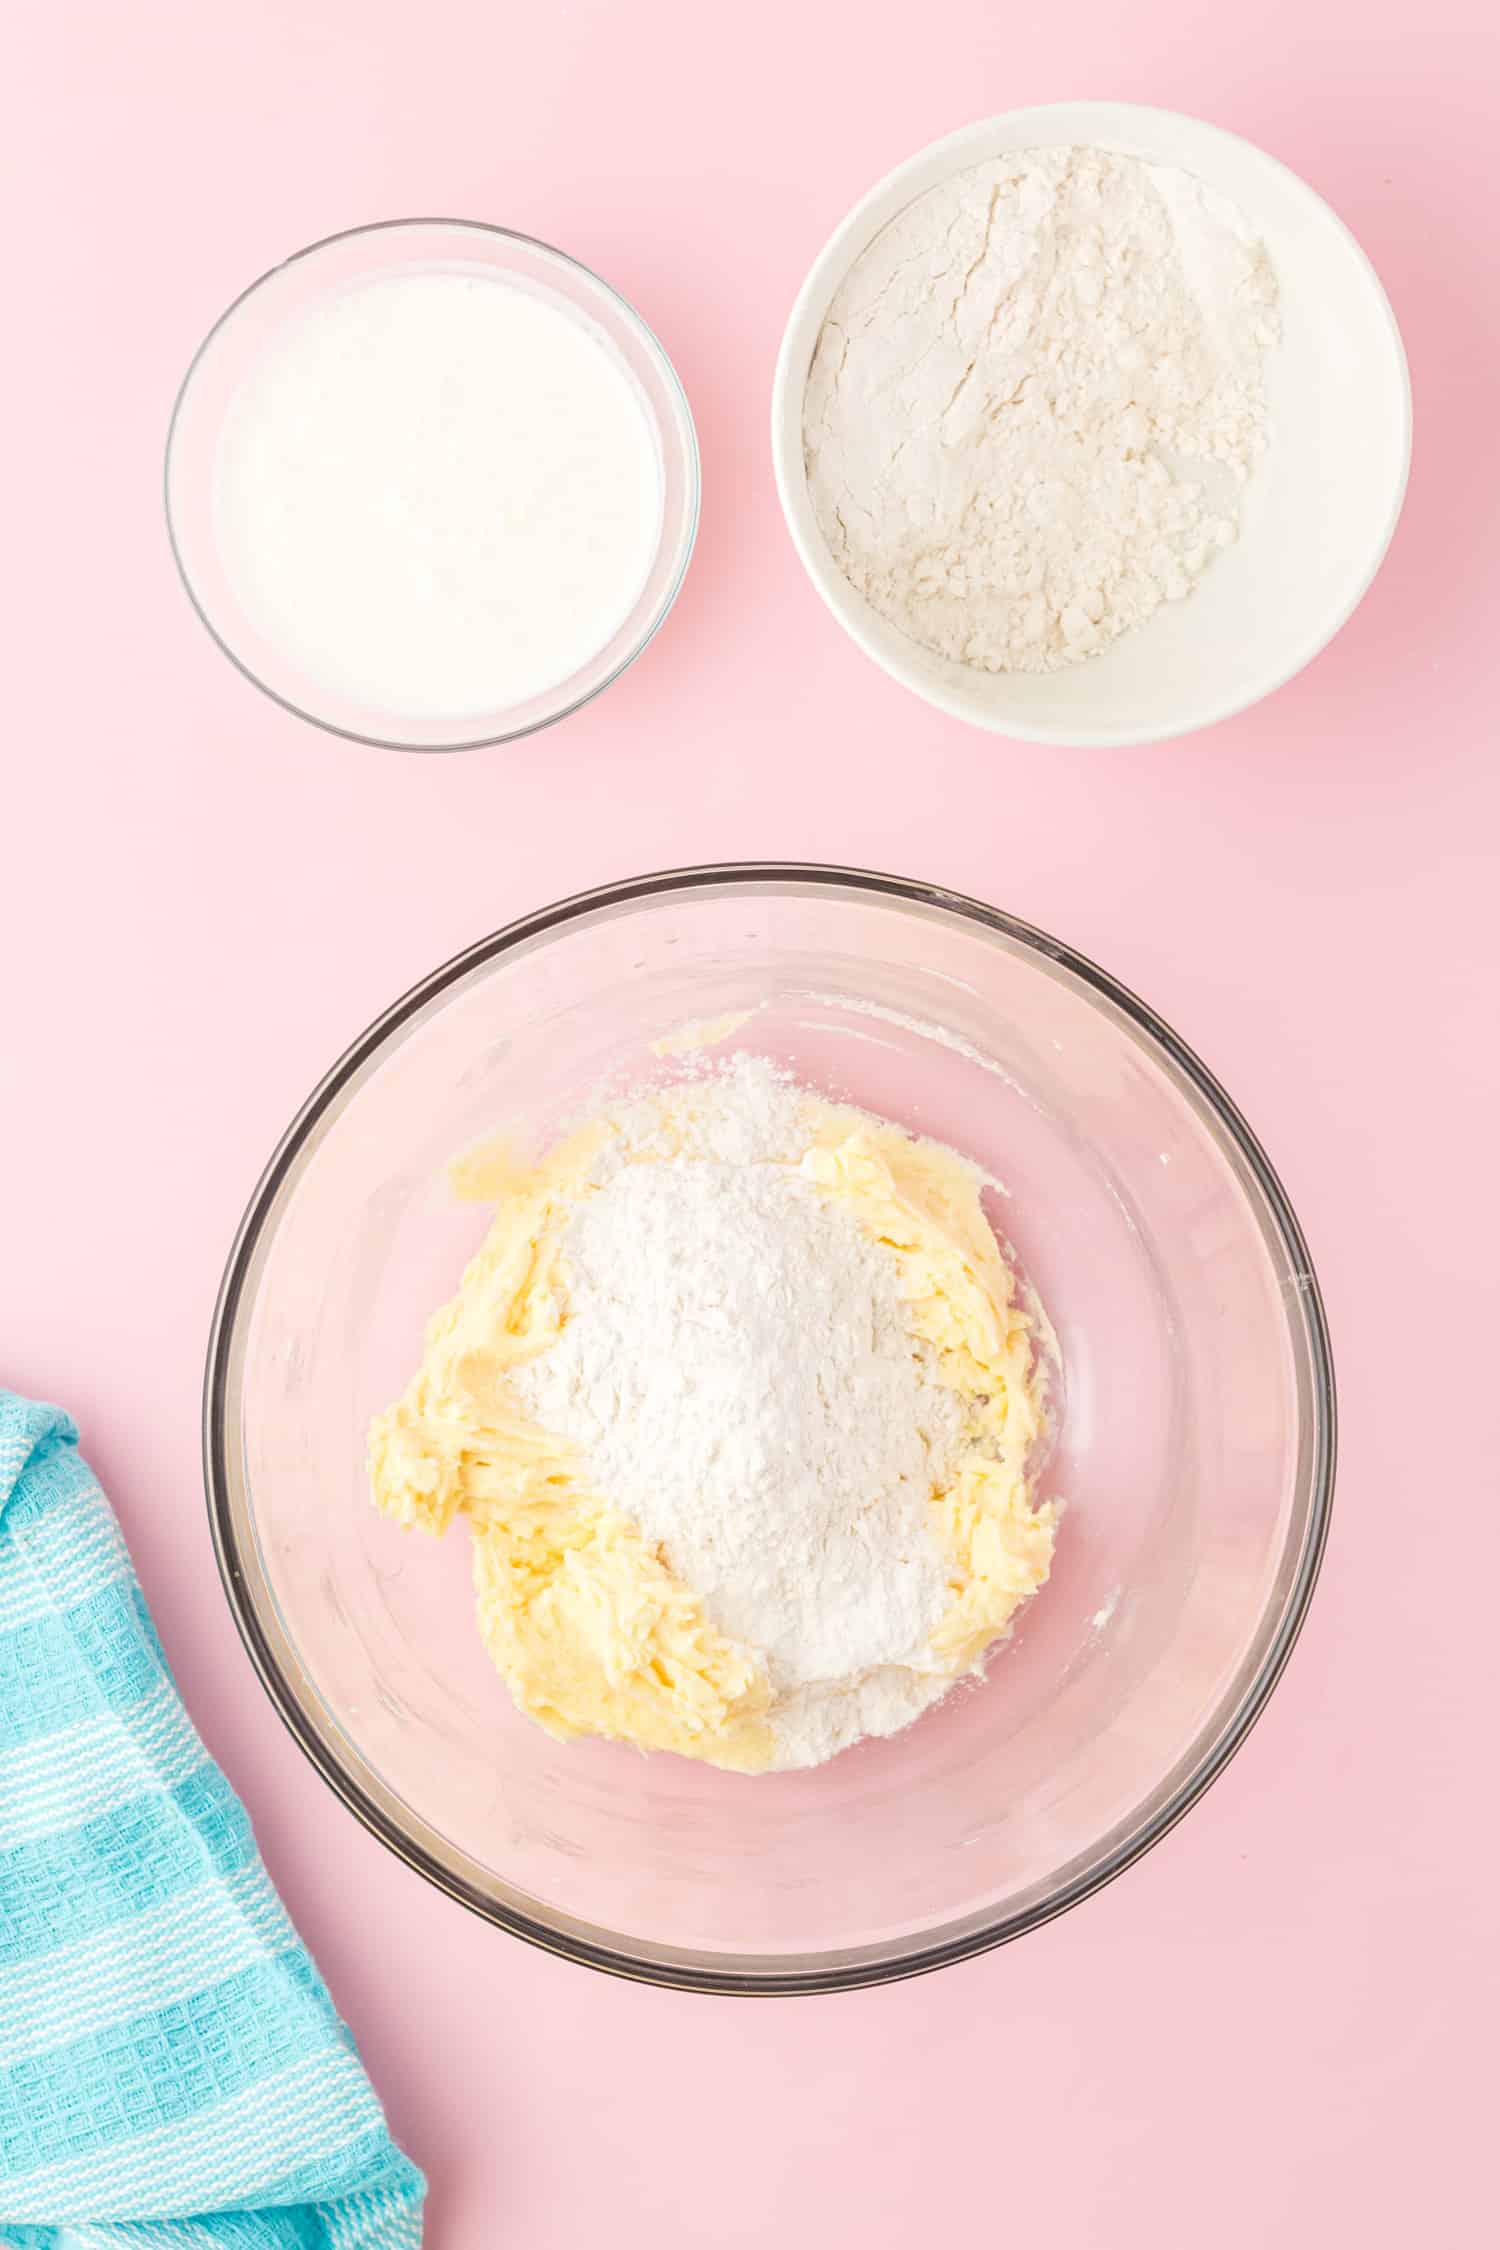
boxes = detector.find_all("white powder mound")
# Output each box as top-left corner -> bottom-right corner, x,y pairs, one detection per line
514,1059 -> 965,1768
803,146 -> 1279,673
610,1051 -> 808,1169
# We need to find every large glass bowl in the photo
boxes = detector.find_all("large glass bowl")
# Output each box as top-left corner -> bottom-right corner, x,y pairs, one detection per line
206,866 -> 1333,1992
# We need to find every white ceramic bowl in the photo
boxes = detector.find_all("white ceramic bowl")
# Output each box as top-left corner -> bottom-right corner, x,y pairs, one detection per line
771,104 -> 1411,747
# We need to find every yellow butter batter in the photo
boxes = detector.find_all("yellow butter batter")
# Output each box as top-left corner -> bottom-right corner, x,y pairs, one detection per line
368,1067 -> 1058,1771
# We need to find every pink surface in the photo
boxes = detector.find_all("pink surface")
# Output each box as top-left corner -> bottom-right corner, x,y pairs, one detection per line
4,1 -> 1495,2240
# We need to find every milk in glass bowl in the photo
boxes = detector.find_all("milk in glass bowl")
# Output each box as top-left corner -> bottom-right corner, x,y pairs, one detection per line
166,221 -> 699,751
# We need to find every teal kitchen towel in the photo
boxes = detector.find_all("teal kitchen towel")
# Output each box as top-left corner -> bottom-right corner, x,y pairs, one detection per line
0,1391 -> 425,2249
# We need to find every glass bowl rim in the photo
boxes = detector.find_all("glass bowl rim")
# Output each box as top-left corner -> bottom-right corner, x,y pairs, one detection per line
163,215 -> 702,754
203,860 -> 1336,1994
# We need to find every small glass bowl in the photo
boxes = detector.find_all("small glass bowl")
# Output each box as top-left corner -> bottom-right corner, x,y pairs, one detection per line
165,219 -> 699,752
205,865 -> 1334,1994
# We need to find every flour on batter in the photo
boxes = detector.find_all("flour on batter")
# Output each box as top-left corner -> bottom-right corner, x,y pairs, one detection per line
368,1056 -> 1059,1771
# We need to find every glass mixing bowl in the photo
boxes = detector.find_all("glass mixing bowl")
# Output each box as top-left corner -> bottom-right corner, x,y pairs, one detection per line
206,865 -> 1333,1992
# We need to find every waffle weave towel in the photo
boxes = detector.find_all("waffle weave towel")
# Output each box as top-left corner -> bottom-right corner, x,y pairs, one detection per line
0,1391 -> 425,2249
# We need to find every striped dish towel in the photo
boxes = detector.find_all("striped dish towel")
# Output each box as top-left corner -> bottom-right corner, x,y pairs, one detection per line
0,1391 -> 425,2249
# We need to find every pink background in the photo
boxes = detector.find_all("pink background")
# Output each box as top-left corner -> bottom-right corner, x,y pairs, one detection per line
5,1 -> 1496,2240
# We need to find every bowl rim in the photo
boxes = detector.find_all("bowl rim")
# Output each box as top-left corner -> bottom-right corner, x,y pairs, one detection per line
203,861 -> 1336,1994
164,215 -> 701,754
770,101 -> 1413,747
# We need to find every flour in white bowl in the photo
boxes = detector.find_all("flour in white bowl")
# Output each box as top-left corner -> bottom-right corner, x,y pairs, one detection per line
803,146 -> 1279,673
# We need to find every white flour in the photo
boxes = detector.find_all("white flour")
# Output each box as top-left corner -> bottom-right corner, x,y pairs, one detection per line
803,146 -> 1279,672
514,1061 -> 964,1767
